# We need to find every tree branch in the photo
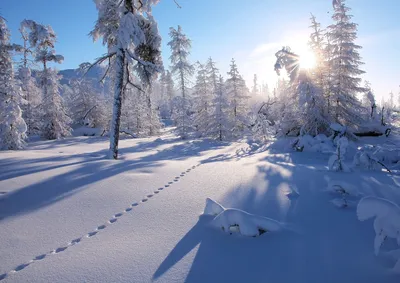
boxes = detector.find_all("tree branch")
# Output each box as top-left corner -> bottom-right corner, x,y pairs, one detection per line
85,52 -> 116,79
173,0 -> 182,8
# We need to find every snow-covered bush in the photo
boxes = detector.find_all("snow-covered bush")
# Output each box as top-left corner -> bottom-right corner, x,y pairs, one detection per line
328,136 -> 350,172
352,146 -> 391,172
292,134 -> 334,153
203,198 -> 286,237
357,196 -> 400,272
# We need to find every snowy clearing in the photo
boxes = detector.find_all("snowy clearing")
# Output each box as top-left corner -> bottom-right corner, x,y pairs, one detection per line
1,129 -> 400,282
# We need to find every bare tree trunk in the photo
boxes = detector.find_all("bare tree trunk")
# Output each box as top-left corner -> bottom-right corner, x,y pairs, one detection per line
109,49 -> 125,159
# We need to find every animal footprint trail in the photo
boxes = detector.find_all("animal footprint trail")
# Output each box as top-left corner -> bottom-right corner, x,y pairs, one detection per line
0,162 -> 204,281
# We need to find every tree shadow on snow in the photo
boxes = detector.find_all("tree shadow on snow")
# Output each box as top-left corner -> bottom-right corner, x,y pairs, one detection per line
155,150 -> 400,283
0,138 -> 227,222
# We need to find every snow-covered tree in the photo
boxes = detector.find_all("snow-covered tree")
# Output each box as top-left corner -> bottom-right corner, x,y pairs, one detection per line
308,14 -> 327,90
252,74 -> 259,96
274,47 -> 300,83
362,81 -> 377,119
159,70 -> 175,118
17,22 -> 42,135
22,20 -> 71,139
168,25 -> 195,139
66,76 -> 109,129
91,0 -> 162,159
225,58 -> 249,136
327,0 -> 366,128
297,70 -> 329,135
210,75 -> 231,140
41,69 -> 72,140
192,61 -> 212,136
0,17 -> 27,150
328,135 -> 350,172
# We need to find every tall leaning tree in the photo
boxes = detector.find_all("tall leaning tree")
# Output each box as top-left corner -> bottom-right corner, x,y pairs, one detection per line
0,17 -> 27,150
168,25 -> 194,139
91,0 -> 162,159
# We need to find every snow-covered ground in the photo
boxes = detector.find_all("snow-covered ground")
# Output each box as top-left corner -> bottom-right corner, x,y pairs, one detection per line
1,129 -> 400,283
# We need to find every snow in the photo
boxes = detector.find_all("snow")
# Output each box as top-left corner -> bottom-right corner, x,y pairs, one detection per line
357,196 -> 400,271
203,198 -> 224,216
211,207 -> 285,237
1,129 -> 400,282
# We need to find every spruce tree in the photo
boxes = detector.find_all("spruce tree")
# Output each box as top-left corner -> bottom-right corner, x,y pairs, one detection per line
168,25 -> 195,139
225,58 -> 249,136
327,0 -> 366,128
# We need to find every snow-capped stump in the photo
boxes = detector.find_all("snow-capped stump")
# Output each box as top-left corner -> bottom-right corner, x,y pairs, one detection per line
357,196 -> 400,272
211,208 -> 285,237
203,198 -> 225,216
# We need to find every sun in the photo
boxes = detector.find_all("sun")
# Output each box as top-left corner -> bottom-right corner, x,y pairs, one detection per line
298,49 -> 316,69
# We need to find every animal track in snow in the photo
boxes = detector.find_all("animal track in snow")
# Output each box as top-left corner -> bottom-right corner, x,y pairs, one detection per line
14,263 -> 30,272
34,254 -> 46,261
55,247 -> 68,253
87,231 -> 98,238
0,163 -> 203,281
70,238 -> 82,245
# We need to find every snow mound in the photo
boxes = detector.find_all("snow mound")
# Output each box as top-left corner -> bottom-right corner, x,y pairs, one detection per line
203,198 -> 225,216
357,196 -> 400,271
211,208 -> 285,237
203,198 -> 287,237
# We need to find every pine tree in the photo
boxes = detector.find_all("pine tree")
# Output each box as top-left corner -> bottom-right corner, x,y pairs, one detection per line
0,17 -> 27,150
327,0 -> 366,128
91,0 -> 162,159
225,58 -> 249,136
168,25 -> 195,139
17,22 -> 42,135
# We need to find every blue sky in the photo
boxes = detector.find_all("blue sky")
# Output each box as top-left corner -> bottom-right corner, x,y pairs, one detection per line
1,0 -> 399,102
